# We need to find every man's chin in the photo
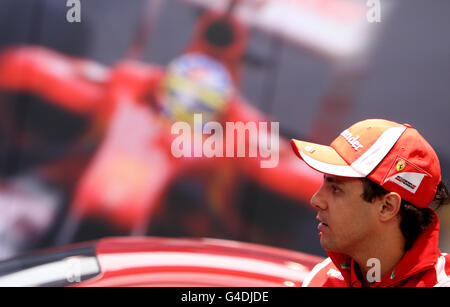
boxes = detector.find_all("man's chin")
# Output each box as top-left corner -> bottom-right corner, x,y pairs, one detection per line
319,236 -> 338,253
319,235 -> 328,250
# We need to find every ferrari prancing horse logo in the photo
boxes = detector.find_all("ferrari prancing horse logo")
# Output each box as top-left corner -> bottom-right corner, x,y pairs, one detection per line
396,161 -> 406,172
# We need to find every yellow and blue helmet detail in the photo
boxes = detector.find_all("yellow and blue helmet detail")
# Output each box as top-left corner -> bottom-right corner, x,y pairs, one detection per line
159,53 -> 233,124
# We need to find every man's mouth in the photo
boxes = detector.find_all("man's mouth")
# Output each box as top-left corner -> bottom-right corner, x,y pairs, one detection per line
316,216 -> 329,230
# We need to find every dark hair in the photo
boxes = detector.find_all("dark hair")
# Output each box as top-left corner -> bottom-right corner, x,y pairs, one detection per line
361,179 -> 450,251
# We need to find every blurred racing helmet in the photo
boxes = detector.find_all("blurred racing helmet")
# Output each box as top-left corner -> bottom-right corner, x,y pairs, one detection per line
158,53 -> 234,124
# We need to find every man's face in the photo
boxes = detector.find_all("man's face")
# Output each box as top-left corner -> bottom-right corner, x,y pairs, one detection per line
311,175 -> 378,255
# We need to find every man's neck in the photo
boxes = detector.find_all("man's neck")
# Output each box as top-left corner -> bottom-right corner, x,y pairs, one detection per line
349,232 -> 405,284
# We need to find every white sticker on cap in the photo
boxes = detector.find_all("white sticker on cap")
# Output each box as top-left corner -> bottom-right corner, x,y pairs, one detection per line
304,145 -> 315,153
386,172 -> 425,194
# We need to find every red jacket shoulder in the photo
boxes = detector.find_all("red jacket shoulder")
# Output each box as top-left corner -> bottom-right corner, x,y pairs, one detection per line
302,258 -> 346,287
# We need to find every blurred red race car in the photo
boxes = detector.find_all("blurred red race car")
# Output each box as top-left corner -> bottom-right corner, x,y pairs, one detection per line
0,236 -> 323,287
0,7 -> 324,246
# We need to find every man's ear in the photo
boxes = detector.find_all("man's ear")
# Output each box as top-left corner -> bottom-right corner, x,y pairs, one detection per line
378,192 -> 402,222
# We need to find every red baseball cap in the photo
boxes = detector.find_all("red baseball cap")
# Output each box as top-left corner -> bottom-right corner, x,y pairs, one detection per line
291,119 -> 441,208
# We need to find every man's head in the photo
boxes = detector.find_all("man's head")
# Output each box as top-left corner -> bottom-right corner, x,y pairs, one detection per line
291,119 -> 449,254
311,174 -> 406,255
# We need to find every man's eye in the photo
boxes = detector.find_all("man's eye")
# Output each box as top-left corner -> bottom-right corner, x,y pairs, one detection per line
331,185 -> 341,193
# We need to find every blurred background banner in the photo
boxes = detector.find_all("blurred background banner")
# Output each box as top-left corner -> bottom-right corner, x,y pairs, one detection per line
0,0 -> 448,261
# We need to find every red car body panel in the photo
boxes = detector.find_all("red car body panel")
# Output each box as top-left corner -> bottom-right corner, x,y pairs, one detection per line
77,237 -> 323,287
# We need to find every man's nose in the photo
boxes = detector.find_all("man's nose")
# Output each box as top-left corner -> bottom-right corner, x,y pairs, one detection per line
310,186 -> 327,211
